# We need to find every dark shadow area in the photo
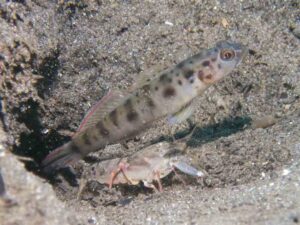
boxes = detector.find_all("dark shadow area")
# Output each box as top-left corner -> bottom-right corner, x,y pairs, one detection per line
11,99 -> 70,177
187,116 -> 252,147
36,49 -> 60,97
150,116 -> 252,148
0,96 -> 8,132
57,1 -> 88,21
6,48 -> 75,181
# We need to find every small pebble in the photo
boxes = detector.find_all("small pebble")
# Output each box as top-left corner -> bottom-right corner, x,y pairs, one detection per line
221,18 -> 229,28
251,115 -> 277,129
165,21 -> 174,26
291,25 -> 300,39
41,128 -> 49,134
282,168 -> 291,176
88,217 -> 97,224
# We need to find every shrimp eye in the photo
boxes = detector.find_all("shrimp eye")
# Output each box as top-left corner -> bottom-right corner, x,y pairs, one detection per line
220,49 -> 235,61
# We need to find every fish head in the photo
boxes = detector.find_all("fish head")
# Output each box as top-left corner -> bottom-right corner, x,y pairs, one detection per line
195,41 -> 247,85
215,40 -> 247,75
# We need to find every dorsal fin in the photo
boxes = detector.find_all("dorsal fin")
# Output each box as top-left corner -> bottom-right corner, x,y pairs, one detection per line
76,90 -> 129,134
129,63 -> 170,91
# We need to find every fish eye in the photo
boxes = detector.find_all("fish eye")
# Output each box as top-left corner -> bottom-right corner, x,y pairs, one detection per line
220,49 -> 235,61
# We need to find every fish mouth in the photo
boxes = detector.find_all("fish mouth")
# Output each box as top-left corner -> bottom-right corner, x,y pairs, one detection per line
235,44 -> 248,66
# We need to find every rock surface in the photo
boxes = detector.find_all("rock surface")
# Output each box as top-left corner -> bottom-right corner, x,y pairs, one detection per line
0,150 -> 84,225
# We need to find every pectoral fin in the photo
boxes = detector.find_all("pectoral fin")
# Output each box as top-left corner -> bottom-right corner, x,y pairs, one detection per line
167,100 -> 195,125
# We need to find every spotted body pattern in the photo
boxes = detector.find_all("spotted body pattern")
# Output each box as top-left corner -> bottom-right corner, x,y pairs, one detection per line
42,41 -> 247,171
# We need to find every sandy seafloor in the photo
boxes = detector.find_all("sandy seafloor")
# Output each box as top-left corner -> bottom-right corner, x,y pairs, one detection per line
0,1 -> 300,224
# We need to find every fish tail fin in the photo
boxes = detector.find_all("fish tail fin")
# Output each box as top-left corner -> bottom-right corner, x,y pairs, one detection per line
42,142 -> 82,173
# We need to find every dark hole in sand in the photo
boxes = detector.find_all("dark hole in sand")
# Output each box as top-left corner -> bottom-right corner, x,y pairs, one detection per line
11,98 -> 69,175
37,50 -> 61,97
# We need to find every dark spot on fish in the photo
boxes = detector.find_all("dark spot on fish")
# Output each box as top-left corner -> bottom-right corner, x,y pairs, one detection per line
82,133 -> 91,145
189,60 -> 193,64
177,61 -> 185,69
127,111 -> 139,122
198,70 -> 204,81
109,109 -> 119,127
142,84 -> 151,92
160,73 -> 167,81
202,60 -> 210,67
176,73 -> 180,76
171,69 -> 175,74
163,86 -> 176,98
248,49 -> 256,55
177,80 -> 182,85
155,86 -> 159,91
124,99 -> 133,111
218,64 -> 222,69
160,74 -> 172,83
146,78 -> 151,82
146,96 -> 156,108
184,70 -> 194,80
96,122 -> 109,136
190,79 -> 194,84
70,142 -> 81,154
124,99 -> 139,122
211,57 -> 217,62
205,74 -> 213,80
